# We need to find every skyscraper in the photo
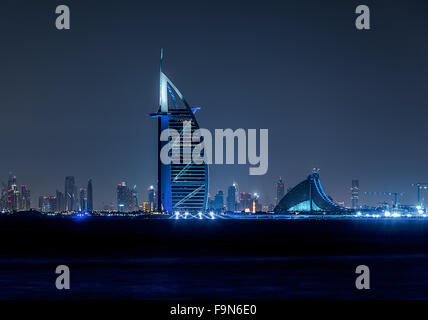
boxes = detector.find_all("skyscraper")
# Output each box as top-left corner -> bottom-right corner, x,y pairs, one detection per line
351,180 -> 359,209
20,185 -> 31,210
117,182 -> 135,212
214,190 -> 224,213
227,184 -> 237,212
56,190 -> 65,212
65,176 -> 76,211
39,196 -> 49,212
148,185 -> 155,212
79,188 -> 87,211
276,177 -> 285,205
131,185 -> 139,212
7,174 -> 19,211
48,196 -> 57,212
252,193 -> 261,213
150,50 -> 208,213
239,192 -> 253,212
87,179 -> 93,212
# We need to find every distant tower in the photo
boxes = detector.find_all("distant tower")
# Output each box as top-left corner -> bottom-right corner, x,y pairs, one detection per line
252,193 -> 261,213
227,184 -> 237,212
79,188 -> 87,211
7,173 -> 16,190
117,182 -> 127,212
65,176 -> 76,211
233,182 -> 240,207
56,190 -> 65,212
148,185 -> 155,212
20,185 -> 31,210
87,179 -> 93,212
117,181 -> 134,212
7,173 -> 19,211
214,190 -> 224,213
132,185 -> 139,211
276,177 -> 285,204
239,192 -> 252,211
351,180 -> 359,209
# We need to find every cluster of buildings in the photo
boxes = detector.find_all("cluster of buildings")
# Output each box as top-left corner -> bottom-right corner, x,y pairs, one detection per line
38,176 -> 93,213
115,183 -> 156,213
207,184 -> 265,213
0,174 -> 31,212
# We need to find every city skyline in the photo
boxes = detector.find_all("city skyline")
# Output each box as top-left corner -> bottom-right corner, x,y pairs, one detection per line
1,1 -> 428,208
3,170 -> 428,212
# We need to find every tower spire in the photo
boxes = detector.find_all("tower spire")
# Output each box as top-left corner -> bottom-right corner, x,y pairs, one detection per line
160,48 -> 163,72
159,48 -> 167,111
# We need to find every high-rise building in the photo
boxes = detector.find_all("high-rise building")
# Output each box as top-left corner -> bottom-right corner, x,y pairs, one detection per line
276,177 -> 285,204
7,174 -> 16,191
39,194 -> 59,213
214,190 -> 224,213
131,185 -> 139,212
65,176 -> 76,211
20,185 -> 31,210
239,192 -> 253,212
7,174 -> 19,211
207,196 -> 215,211
150,50 -> 208,213
117,183 -> 128,212
148,185 -> 155,212
87,179 -> 93,212
226,184 -> 237,212
233,182 -> 240,207
48,196 -> 57,212
79,188 -> 87,211
351,179 -> 359,209
117,182 -> 135,212
252,193 -> 262,213
39,196 -> 49,212
56,190 -> 65,212
1,175 -> 31,211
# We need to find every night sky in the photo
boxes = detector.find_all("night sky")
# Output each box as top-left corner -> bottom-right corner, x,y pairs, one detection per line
1,0 -> 427,208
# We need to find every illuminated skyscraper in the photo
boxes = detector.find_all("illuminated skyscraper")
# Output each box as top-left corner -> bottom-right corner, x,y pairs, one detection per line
65,176 -> 76,211
48,196 -> 57,212
227,184 -> 237,212
87,179 -> 93,212
117,182 -> 136,212
131,185 -> 139,211
56,190 -> 65,212
79,188 -> 87,211
351,179 -> 359,209
148,185 -> 155,212
39,196 -> 49,212
276,177 -> 285,205
214,190 -> 224,213
239,192 -> 252,211
150,49 -> 208,213
7,174 -> 19,211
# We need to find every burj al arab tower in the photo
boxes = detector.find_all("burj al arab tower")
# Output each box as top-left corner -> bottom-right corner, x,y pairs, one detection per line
150,49 -> 209,213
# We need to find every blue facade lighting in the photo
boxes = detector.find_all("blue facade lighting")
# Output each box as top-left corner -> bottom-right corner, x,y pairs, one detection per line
151,49 -> 209,213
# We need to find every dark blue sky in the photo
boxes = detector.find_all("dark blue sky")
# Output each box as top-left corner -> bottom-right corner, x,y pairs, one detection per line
1,0 -> 427,208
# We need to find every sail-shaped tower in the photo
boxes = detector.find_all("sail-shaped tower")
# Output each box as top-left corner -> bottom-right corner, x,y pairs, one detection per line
151,49 -> 209,213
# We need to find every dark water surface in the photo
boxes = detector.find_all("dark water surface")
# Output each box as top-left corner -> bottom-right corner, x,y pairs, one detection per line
0,216 -> 427,299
